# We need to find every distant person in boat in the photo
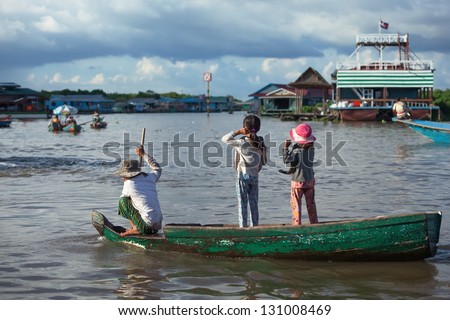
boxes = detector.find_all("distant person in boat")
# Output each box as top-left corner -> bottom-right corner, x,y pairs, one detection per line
114,146 -> 163,236
392,98 -> 410,119
51,115 -> 61,130
222,114 -> 266,228
92,110 -> 100,127
65,113 -> 77,126
282,123 -> 318,225
64,113 -> 70,123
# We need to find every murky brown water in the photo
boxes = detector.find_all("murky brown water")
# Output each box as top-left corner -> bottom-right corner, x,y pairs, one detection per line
1,112 -> 449,299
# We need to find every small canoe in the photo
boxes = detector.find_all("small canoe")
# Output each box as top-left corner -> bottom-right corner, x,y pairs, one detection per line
91,210 -> 442,261
62,122 -> 81,133
0,120 -> 12,127
394,118 -> 450,143
48,122 -> 81,133
90,121 -> 107,129
0,114 -> 12,127
48,122 -> 60,132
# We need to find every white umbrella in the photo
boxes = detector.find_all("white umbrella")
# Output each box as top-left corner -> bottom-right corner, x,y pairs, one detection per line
53,105 -> 78,115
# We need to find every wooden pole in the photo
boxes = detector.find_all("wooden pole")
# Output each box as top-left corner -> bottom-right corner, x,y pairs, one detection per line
207,81 -> 210,116
139,128 -> 146,167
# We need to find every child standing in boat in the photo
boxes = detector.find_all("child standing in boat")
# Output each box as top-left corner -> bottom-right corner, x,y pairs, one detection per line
222,115 -> 266,228
282,123 -> 318,225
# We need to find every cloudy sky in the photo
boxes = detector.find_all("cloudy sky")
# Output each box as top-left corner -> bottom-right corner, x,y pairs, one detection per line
1,0 -> 449,100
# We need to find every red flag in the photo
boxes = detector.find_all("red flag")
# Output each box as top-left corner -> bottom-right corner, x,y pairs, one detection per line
380,20 -> 389,29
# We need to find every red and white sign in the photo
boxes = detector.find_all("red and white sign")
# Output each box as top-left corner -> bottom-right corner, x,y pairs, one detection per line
203,72 -> 212,82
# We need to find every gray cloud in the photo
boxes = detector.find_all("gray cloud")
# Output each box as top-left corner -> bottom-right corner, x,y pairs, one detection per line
1,0 -> 450,99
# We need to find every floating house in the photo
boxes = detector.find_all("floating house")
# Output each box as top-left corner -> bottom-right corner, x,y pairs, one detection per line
289,67 -> 332,113
126,98 -> 168,112
249,67 -> 332,117
156,96 -> 232,113
249,83 -> 293,116
45,94 -> 115,113
330,31 -> 439,121
0,82 -> 43,114
209,96 -> 234,112
177,97 -> 204,112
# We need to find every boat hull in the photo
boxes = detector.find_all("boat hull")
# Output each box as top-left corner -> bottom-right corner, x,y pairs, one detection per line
338,107 -> 380,121
394,118 -> 450,143
90,122 -> 107,129
48,122 -> 82,133
331,106 -> 439,121
91,210 -> 442,261
0,120 -> 12,127
0,115 -> 12,127
410,109 -> 433,120
62,122 -> 81,132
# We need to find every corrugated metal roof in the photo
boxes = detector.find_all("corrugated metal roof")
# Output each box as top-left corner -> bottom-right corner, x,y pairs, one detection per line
248,84 -> 290,97
0,82 -> 20,89
0,85 -> 40,96
128,98 -> 157,104
289,67 -> 331,88
49,94 -> 114,102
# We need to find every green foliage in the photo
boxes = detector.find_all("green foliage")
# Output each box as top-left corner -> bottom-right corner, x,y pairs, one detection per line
433,89 -> 450,107
433,89 -> 450,120
160,91 -> 194,99
299,104 -> 323,113
301,105 -> 318,113
40,89 -> 197,102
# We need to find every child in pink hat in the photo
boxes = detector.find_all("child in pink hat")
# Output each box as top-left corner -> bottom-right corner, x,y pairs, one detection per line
282,123 -> 318,225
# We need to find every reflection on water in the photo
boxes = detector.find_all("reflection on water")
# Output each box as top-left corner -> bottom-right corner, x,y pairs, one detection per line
0,114 -> 449,299
93,243 -> 442,300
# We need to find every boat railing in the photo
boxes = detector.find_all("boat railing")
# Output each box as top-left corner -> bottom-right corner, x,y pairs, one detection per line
332,98 -> 434,108
356,33 -> 408,45
336,60 -> 433,71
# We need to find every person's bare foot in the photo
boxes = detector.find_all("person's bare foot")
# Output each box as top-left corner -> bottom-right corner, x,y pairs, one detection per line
120,229 -> 140,236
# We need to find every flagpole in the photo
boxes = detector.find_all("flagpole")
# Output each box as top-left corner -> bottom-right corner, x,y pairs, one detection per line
378,19 -> 382,62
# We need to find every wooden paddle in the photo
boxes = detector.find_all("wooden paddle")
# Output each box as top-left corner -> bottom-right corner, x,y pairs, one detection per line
139,128 -> 146,167
78,120 -> 93,126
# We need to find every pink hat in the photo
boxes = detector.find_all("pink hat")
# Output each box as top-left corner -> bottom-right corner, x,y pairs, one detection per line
290,123 -> 316,144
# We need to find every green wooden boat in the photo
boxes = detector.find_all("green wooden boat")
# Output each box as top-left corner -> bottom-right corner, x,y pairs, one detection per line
91,210 -> 442,261
48,121 -> 82,133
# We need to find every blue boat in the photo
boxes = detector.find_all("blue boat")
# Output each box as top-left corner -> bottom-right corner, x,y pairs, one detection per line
0,114 -> 12,127
393,118 -> 450,143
